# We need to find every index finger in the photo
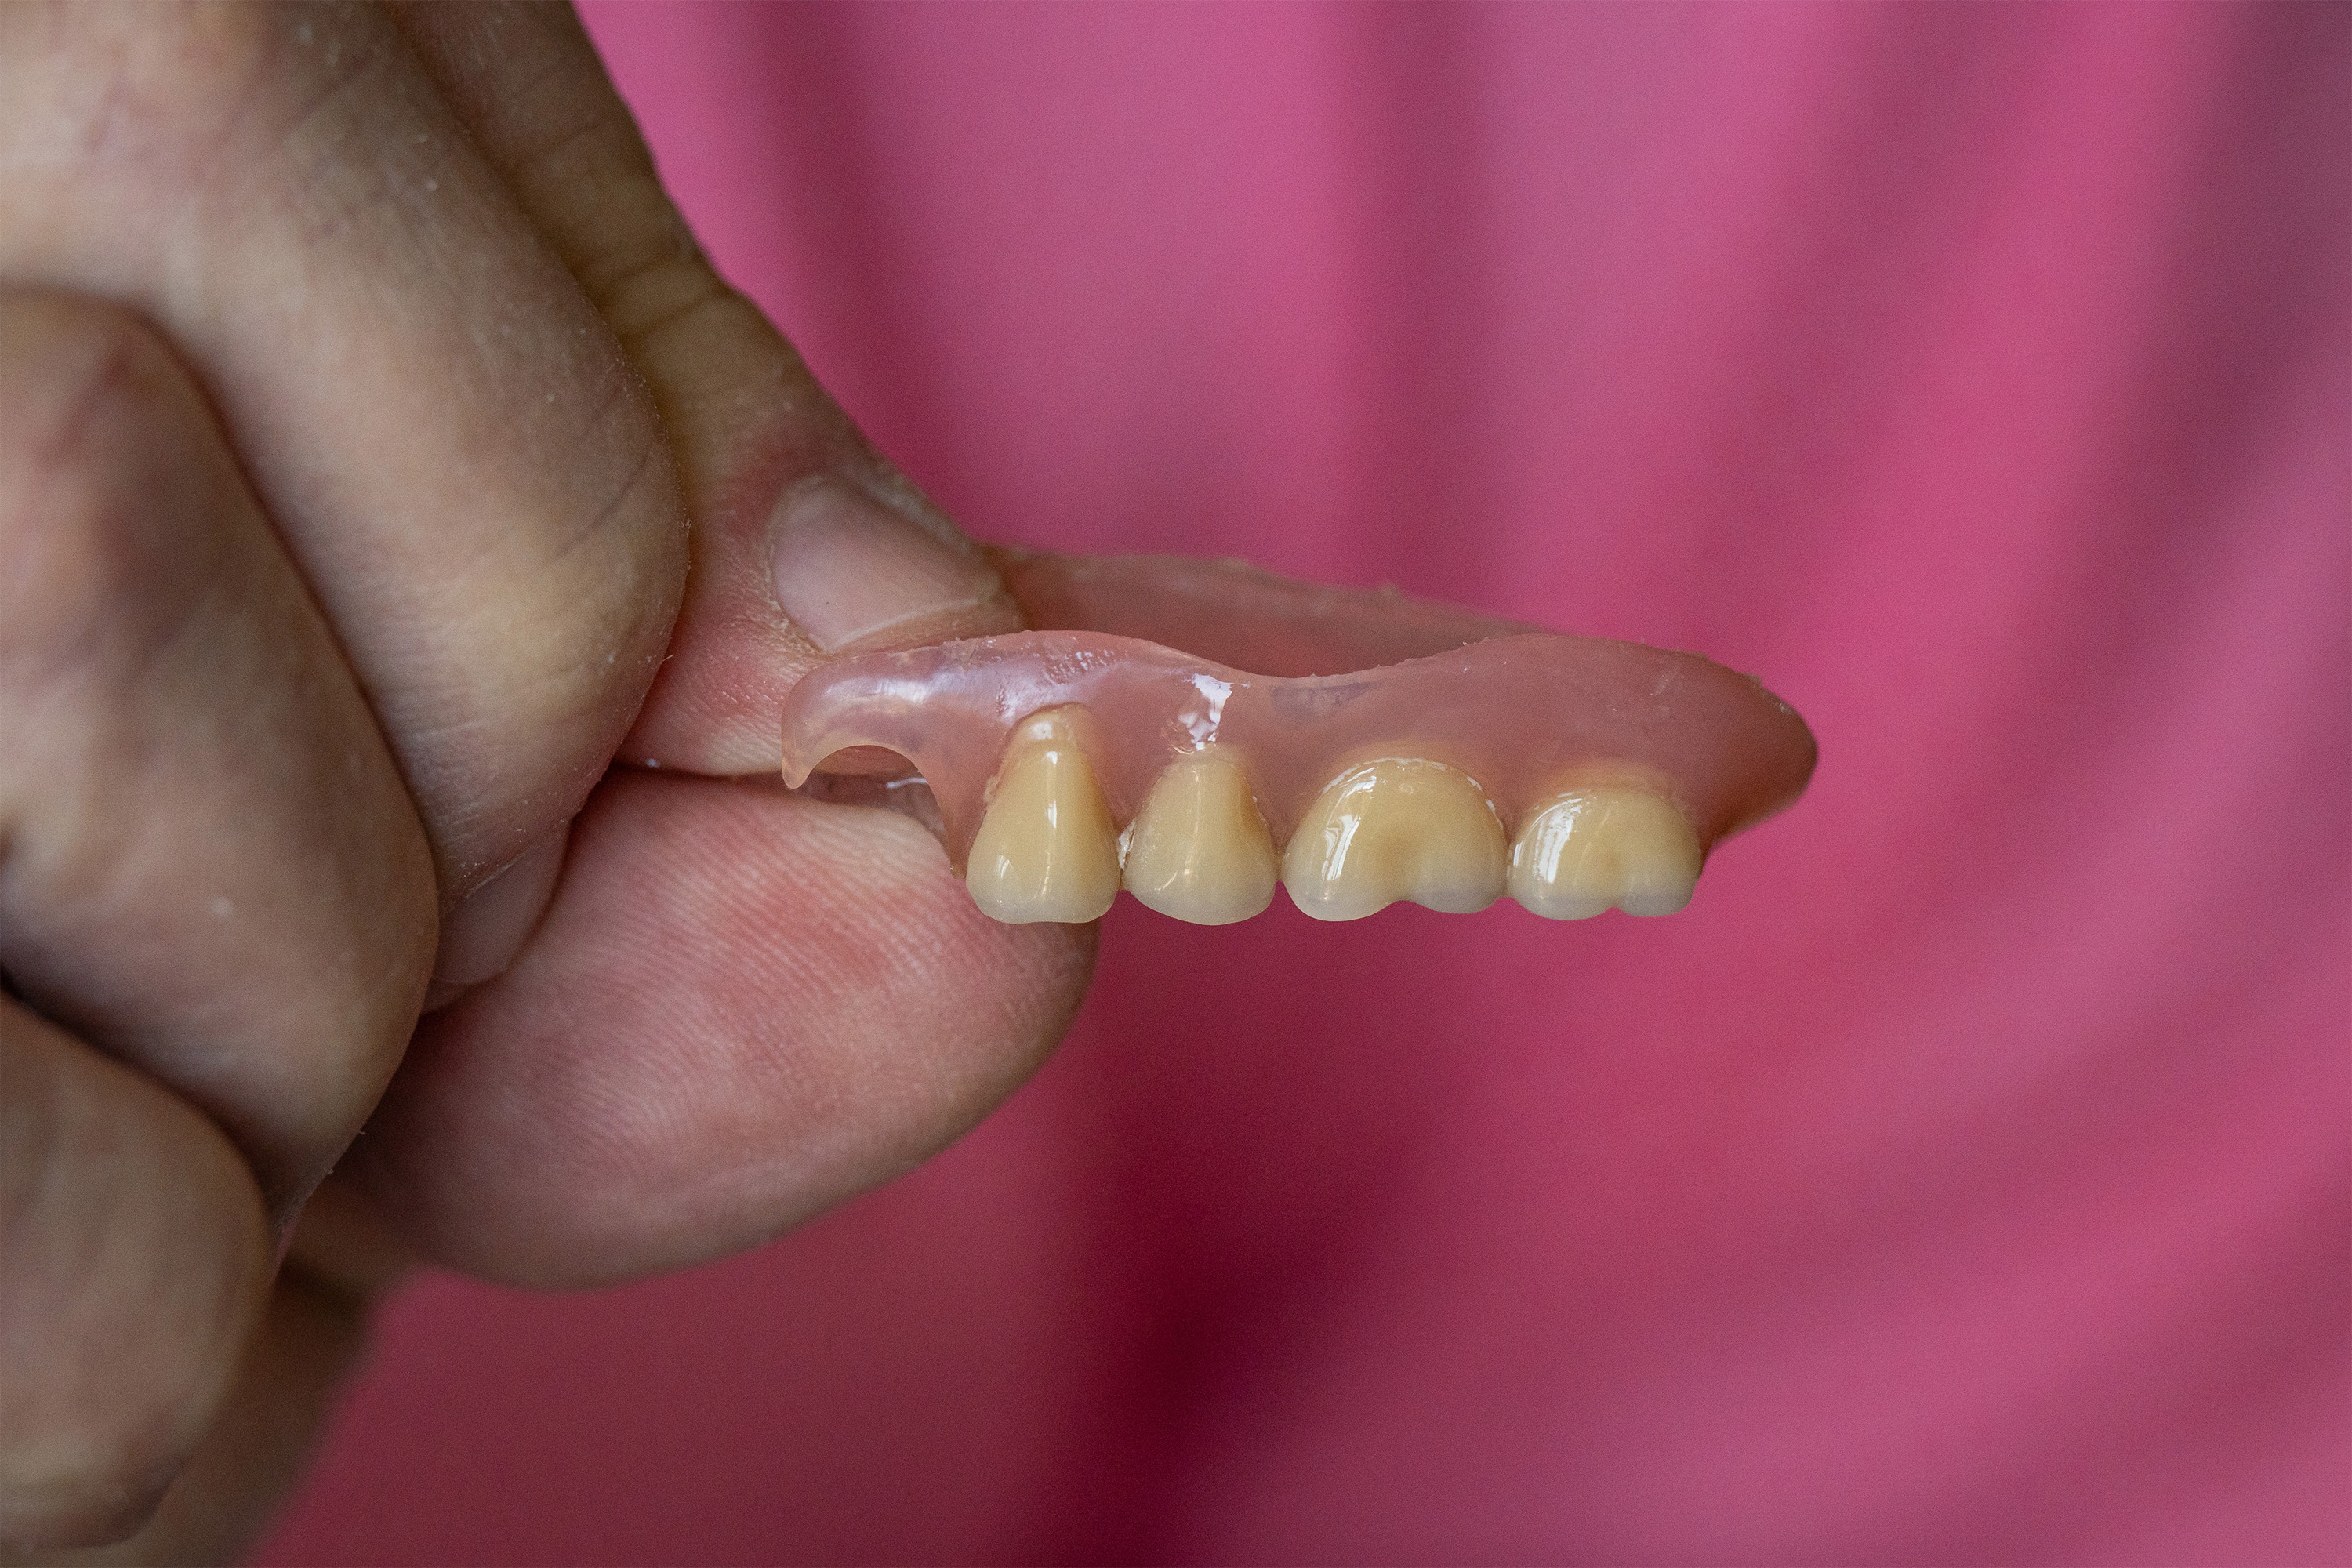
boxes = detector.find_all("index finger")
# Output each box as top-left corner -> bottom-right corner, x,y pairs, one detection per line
0,2 -> 688,902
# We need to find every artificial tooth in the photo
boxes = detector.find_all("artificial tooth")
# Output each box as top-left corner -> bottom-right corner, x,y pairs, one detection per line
965,707 -> 1121,924
1121,747 -> 1278,925
1281,757 -> 1507,921
1507,786 -> 1700,919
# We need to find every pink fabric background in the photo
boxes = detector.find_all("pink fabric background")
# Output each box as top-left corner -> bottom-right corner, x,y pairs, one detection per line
258,4 -> 2349,1563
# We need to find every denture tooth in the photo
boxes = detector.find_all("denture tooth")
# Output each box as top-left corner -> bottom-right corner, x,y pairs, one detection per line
1121,746 -> 1278,925
1281,758 -> 1507,921
965,708 -> 1121,924
1508,786 -> 1701,919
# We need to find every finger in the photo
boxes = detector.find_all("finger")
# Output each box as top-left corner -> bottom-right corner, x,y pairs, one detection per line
345,6 -> 1098,1277
0,1224 -> 377,1568
0,291 -> 434,1211
346,770 -> 1094,1286
0,3 -> 689,927
388,1 -> 1024,775
0,1004 -> 268,1552
19,1276 -> 372,1568
0,1181 -> 413,1566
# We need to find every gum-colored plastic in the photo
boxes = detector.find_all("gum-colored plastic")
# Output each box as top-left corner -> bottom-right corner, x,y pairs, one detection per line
781,553 -> 1817,874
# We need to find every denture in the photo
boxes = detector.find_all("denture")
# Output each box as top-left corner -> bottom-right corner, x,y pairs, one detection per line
782,552 -> 1817,925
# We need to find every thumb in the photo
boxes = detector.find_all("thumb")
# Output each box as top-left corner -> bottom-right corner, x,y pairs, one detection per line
394,2 -> 1022,776
354,5 -> 1096,1289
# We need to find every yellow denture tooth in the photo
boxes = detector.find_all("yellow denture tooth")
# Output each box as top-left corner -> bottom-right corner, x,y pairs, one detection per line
1121,746 -> 1278,925
1507,786 -> 1700,919
965,707 -> 1120,924
1281,757 -> 1507,922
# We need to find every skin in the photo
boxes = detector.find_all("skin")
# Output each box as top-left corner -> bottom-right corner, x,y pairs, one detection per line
0,5 -> 1092,1561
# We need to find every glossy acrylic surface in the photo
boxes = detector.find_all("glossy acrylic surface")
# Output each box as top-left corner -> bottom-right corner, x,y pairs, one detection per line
782,554 -> 1817,875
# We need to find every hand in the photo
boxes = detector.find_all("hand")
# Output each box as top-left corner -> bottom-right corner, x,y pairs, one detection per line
0,5 -> 1092,1559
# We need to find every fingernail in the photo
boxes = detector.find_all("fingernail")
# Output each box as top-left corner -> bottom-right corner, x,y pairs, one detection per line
432,824 -> 569,993
769,476 -> 1009,652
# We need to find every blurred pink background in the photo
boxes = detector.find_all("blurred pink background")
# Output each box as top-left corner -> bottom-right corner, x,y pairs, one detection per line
258,3 -> 2348,1563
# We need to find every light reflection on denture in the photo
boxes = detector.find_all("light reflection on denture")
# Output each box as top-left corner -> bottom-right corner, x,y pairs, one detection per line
1122,745 -> 1279,924
1508,784 -> 1703,920
781,554 -> 1817,926
1283,757 -> 1508,920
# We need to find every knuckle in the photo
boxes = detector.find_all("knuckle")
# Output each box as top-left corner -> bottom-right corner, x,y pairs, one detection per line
5,2 -> 382,198
9,1 -> 274,161
0,295 -> 207,683
0,290 -> 174,462
123,0 -> 285,121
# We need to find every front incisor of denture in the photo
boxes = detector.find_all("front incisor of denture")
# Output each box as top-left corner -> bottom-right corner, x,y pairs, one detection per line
1121,746 -> 1279,925
1282,757 -> 1508,921
1508,787 -> 1701,919
966,707 -> 1121,924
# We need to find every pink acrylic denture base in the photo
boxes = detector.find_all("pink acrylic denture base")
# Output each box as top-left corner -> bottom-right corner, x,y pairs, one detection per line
780,554 -> 1817,874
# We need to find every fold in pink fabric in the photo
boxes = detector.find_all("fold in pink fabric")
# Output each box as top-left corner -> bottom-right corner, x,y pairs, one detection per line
262,4 -> 2350,1563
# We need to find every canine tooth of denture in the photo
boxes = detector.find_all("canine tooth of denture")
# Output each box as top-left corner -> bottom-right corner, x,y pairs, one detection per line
1507,786 -> 1701,919
1281,758 -> 1508,921
1121,746 -> 1278,925
965,707 -> 1120,924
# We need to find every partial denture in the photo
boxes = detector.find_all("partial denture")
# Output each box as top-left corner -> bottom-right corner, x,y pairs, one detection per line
782,553 -> 1817,925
